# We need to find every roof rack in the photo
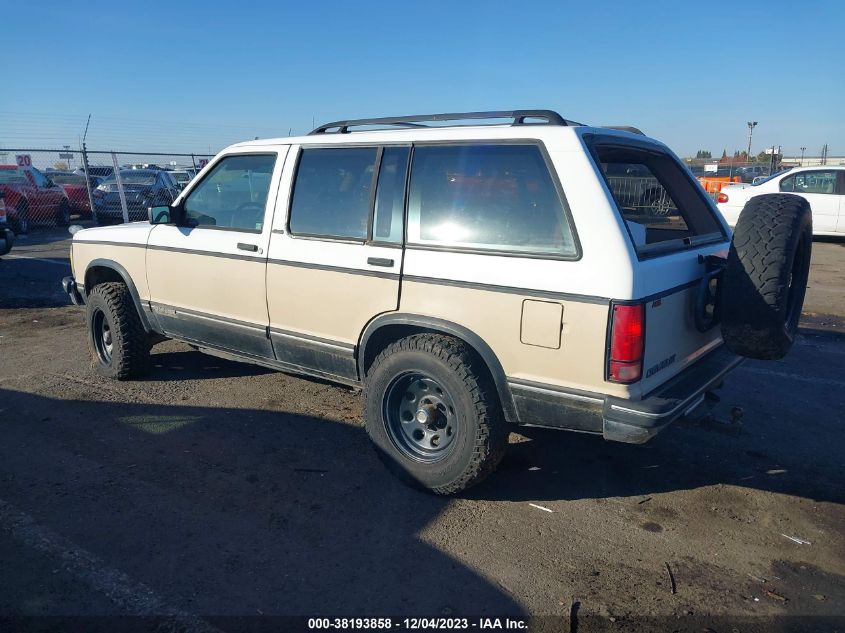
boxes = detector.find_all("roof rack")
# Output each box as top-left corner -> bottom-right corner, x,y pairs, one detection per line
309,110 -> 577,135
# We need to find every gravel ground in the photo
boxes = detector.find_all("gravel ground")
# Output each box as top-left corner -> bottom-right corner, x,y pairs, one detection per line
1,230 -> 844,632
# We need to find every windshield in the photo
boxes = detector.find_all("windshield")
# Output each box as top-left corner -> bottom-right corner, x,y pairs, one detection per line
752,167 -> 792,186
171,172 -> 190,183
51,175 -> 87,185
102,171 -> 158,186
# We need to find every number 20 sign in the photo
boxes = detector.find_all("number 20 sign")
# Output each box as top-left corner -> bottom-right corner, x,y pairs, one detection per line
16,154 -> 32,167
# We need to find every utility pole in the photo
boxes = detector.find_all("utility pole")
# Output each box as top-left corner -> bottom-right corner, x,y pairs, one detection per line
799,147 -> 806,166
746,121 -> 758,161
821,143 -> 828,165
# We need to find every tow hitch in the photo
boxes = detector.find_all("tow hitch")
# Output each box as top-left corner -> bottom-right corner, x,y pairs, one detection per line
677,392 -> 744,437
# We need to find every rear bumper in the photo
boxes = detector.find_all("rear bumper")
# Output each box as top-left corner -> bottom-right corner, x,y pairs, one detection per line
0,227 -> 13,256
62,275 -> 85,306
602,346 -> 744,443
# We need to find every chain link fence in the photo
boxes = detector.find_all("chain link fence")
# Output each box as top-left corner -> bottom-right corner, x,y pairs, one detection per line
0,148 -> 213,233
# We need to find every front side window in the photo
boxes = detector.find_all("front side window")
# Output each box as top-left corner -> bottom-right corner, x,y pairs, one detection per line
595,145 -> 724,255
780,170 -> 837,195
288,147 -> 377,239
407,144 -> 576,256
184,154 -> 276,231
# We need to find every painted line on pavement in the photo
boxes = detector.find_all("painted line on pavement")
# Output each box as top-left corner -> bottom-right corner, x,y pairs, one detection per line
0,497 -> 221,632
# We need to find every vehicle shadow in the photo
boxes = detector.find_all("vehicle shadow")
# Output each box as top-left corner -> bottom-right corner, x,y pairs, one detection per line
467,328 -> 845,506
0,388 -> 523,619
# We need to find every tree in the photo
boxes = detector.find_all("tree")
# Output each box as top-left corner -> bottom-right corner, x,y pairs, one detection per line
695,149 -> 712,159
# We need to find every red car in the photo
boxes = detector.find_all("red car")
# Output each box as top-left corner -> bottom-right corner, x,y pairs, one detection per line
47,171 -> 101,219
0,165 -> 71,233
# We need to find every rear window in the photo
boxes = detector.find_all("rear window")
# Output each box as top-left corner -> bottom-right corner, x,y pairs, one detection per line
0,169 -> 27,185
594,144 -> 725,256
103,171 -> 158,186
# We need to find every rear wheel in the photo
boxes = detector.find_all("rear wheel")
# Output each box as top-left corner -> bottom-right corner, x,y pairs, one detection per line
720,194 -> 812,360
11,201 -> 28,235
86,282 -> 151,379
364,334 -> 508,495
56,199 -> 71,226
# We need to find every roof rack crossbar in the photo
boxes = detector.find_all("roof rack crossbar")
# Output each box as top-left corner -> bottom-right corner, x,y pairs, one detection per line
309,110 -> 572,135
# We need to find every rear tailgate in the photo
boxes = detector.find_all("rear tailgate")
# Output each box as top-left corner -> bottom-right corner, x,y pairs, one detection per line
585,132 -> 732,397
638,254 -> 726,395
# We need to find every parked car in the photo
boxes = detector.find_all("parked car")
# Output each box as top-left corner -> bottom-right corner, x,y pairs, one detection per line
0,165 -> 71,233
717,166 -> 843,235
735,165 -> 770,183
92,170 -> 180,224
47,171 -> 103,218
63,110 -> 812,494
0,193 -> 15,255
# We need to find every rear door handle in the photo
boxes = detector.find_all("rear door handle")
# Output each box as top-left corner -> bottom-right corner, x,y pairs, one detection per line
237,242 -> 258,252
367,257 -> 394,267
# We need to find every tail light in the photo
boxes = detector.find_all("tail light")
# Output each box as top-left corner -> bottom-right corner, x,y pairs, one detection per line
608,303 -> 645,383
716,192 -> 729,203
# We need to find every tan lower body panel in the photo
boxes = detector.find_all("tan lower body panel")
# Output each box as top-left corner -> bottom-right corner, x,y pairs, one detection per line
146,251 -> 268,327
266,264 -> 400,345
400,280 -> 629,398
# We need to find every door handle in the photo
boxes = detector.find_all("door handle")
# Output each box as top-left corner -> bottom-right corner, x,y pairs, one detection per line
367,257 -> 394,267
237,242 -> 258,252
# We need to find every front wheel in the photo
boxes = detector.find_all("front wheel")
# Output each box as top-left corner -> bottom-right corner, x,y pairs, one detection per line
86,282 -> 151,379
363,334 -> 508,495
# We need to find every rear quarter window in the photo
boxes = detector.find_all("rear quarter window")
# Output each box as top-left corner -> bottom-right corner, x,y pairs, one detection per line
407,143 -> 577,257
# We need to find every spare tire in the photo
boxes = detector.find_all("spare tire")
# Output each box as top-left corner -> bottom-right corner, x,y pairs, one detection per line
721,194 -> 812,360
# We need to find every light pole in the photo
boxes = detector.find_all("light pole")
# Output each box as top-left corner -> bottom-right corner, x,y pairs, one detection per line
746,121 -> 758,162
799,147 -> 806,166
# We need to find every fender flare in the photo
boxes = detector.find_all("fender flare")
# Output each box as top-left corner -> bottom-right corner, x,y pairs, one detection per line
84,258 -> 155,333
358,313 -> 518,423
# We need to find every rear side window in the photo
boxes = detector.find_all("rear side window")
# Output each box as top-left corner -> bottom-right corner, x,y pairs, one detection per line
289,147 -> 377,239
594,145 -> 724,256
780,170 -> 837,194
407,144 -> 577,256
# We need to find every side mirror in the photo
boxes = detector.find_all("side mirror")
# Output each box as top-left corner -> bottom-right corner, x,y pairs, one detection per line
148,205 -> 173,224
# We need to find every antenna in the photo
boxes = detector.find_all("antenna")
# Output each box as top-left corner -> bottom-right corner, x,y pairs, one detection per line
82,114 -> 91,144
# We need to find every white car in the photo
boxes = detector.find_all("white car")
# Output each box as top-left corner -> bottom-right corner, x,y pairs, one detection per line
717,165 -> 845,235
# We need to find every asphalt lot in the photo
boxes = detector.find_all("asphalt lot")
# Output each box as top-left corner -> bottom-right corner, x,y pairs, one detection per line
1,229 -> 844,632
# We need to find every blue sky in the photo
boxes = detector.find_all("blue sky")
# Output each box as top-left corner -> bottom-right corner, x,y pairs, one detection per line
2,0 -> 842,157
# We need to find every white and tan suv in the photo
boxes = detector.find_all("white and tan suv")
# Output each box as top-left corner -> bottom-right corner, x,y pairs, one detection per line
62,110 -> 813,494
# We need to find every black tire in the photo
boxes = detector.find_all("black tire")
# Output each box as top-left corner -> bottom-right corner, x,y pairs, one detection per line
86,282 -> 151,379
721,193 -> 812,360
55,199 -> 71,227
363,334 -> 508,495
11,201 -> 28,235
